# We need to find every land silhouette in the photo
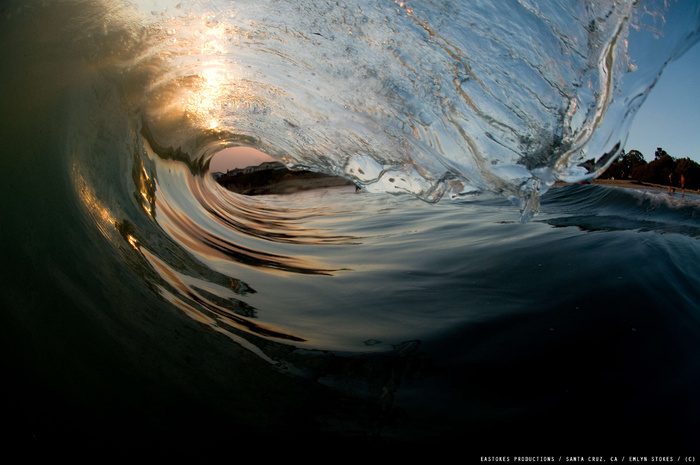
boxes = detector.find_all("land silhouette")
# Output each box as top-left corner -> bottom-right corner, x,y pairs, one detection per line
599,147 -> 700,192
214,161 -> 355,195
214,147 -> 699,196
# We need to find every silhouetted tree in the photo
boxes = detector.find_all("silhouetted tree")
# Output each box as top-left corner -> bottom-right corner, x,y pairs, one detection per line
654,147 -> 670,160
600,147 -> 700,190
601,149 -> 646,179
632,153 -> 675,185
674,157 -> 700,191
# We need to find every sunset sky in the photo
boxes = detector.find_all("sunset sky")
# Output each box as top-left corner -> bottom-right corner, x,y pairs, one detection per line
208,147 -> 275,173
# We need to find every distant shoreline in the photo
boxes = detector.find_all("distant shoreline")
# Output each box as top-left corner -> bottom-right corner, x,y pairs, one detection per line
554,178 -> 679,193
216,166 -> 355,195
217,162 -> 691,197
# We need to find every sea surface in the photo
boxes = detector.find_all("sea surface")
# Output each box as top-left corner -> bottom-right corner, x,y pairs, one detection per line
1,0 -> 699,454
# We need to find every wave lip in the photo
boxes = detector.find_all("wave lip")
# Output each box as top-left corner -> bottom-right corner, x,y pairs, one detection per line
111,0 -> 699,219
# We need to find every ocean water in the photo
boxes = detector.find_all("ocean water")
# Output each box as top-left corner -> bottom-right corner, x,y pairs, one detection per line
1,0 -> 700,453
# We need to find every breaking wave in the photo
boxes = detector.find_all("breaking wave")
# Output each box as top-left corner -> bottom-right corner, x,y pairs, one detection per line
2,0 -> 700,447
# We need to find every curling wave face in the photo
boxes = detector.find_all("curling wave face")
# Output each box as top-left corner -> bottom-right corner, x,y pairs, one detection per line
44,0 -> 700,214
1,0 -> 698,344
1,0 -> 698,346
2,1 -> 700,445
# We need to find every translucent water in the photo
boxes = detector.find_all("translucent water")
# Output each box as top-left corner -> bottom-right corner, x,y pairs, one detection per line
1,0 -> 699,450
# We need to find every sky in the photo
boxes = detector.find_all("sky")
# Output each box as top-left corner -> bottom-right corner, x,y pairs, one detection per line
209,147 -> 275,173
210,40 -> 700,173
626,41 -> 700,164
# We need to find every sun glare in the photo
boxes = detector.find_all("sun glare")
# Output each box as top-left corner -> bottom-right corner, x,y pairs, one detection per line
181,19 -> 232,130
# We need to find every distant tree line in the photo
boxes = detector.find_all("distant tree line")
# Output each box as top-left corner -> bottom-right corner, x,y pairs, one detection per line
600,147 -> 700,191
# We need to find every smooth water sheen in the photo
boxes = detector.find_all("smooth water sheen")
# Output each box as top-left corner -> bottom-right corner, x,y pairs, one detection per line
1,0 -> 699,453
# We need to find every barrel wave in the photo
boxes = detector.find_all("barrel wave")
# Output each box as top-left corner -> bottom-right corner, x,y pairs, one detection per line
1,0 -> 700,452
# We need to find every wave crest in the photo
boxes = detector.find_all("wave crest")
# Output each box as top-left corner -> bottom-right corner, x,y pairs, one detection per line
109,0 -> 697,220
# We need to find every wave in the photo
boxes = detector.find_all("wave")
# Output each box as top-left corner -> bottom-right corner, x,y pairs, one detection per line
541,183 -> 700,236
2,0 -> 700,446
2,0 -> 698,364
6,1 -> 698,210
